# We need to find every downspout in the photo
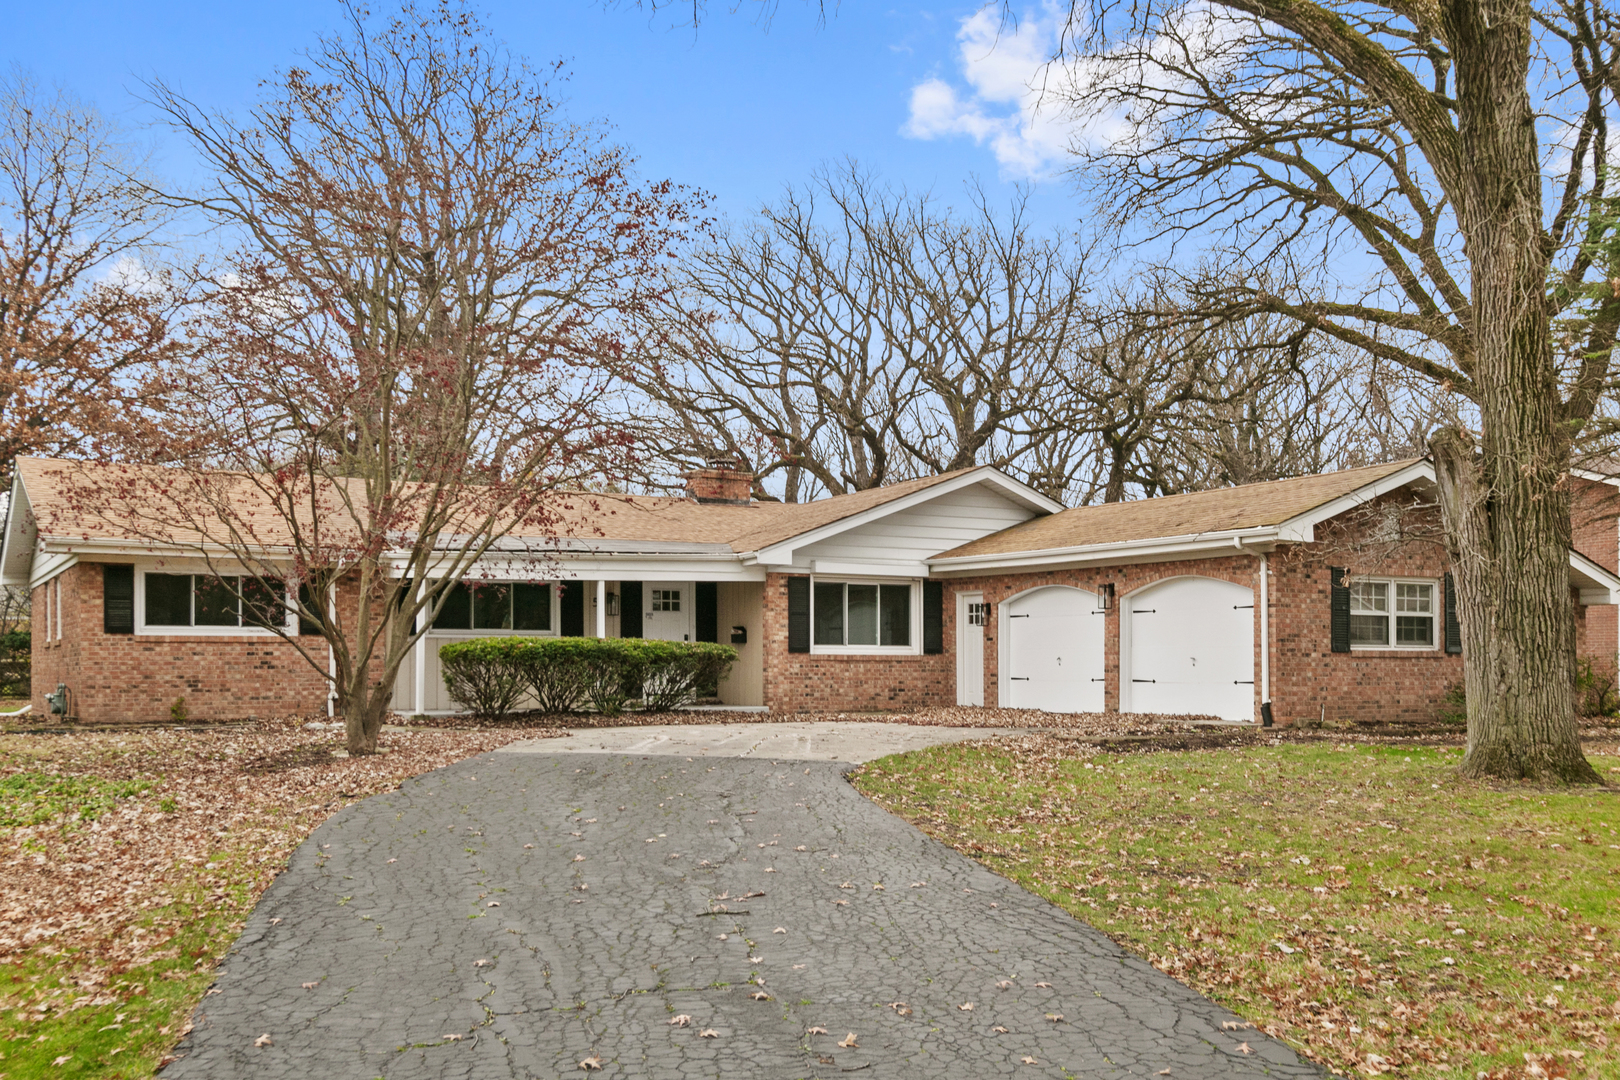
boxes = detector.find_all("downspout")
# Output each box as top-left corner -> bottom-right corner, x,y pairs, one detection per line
1260,552 -> 1271,725
326,579 -> 337,719
412,577 -> 427,716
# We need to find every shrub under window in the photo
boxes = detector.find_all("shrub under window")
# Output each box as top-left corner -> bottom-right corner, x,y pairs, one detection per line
432,581 -> 552,631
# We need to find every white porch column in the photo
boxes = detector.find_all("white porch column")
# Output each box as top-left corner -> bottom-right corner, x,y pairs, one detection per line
413,579 -> 428,715
595,578 -> 606,639
1259,552 -> 1271,713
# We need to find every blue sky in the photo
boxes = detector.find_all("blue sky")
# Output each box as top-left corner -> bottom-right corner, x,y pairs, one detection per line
6,1 -> 1091,235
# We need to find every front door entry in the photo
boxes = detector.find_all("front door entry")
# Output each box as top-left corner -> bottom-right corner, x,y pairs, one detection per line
957,592 -> 986,706
642,581 -> 695,641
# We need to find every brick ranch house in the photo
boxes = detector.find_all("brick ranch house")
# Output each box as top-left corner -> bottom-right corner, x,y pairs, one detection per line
4,456 -> 1619,725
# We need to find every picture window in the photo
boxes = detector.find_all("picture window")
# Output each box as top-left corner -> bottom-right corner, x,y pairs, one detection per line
432,582 -> 552,632
143,573 -> 284,629
813,581 -> 911,648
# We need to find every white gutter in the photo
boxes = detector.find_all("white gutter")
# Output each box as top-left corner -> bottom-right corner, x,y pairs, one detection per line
928,526 -> 1282,574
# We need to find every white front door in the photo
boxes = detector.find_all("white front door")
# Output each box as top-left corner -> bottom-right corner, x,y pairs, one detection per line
1123,576 -> 1254,722
956,592 -> 986,706
1004,587 -> 1106,713
642,581 -> 695,642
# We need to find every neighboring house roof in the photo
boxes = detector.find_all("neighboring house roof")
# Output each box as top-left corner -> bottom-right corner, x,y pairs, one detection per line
932,459 -> 1425,563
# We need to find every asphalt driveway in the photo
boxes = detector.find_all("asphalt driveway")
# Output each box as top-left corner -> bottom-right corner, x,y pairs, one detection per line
164,726 -> 1320,1079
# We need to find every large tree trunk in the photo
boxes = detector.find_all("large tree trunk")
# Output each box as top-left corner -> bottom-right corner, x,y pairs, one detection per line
1431,430 -> 1600,782
1431,1 -> 1602,784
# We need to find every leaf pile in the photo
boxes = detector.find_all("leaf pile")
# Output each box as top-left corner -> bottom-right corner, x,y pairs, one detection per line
0,717 -> 558,1077
854,736 -> 1620,1079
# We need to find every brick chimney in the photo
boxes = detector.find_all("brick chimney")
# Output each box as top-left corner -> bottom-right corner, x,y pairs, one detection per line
684,457 -> 753,505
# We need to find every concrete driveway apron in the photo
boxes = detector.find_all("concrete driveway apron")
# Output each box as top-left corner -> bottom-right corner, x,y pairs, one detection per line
165,723 -> 1321,1079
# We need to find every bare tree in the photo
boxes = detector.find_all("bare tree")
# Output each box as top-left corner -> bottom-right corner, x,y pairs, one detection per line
1054,0 -> 1619,782
60,1 -> 699,754
617,165 -> 1089,501
0,69 -> 176,483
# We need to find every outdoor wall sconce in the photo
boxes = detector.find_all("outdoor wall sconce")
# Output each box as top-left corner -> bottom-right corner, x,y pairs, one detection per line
730,625 -> 748,645
1099,583 -> 1115,610
605,592 -> 619,617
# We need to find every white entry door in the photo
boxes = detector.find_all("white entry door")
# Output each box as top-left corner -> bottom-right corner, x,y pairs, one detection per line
956,592 -> 986,706
642,581 -> 695,642
1003,587 -> 1106,713
1124,576 -> 1254,722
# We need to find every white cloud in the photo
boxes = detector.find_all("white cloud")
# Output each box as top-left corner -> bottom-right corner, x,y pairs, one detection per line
902,6 -> 1081,179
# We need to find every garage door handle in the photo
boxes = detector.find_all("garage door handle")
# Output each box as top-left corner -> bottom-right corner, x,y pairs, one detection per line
1009,614 -> 1030,618
1132,609 -> 1155,614
1234,604 -> 1254,609
1009,677 -> 1030,681
1091,678 -> 1105,682
1132,678 -> 1155,683
1233,680 -> 1254,685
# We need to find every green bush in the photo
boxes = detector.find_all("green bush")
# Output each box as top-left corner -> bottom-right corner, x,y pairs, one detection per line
438,637 -> 737,719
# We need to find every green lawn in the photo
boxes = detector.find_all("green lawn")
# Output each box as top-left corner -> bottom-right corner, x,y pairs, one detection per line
852,738 -> 1620,1079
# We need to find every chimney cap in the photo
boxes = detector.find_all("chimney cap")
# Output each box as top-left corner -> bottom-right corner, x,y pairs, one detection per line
705,455 -> 739,471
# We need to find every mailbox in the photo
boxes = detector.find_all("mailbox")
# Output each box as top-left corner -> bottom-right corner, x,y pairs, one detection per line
730,625 -> 748,645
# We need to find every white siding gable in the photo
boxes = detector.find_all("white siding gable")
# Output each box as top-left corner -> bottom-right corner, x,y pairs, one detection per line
791,481 -> 1038,572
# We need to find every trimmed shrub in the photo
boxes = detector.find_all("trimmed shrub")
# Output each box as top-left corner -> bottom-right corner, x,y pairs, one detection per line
438,637 -> 534,719
438,637 -> 737,718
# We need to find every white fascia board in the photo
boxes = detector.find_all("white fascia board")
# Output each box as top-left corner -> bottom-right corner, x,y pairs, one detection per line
29,550 -> 78,590
750,468 -> 1061,566
0,475 -> 33,587
927,527 -> 1280,576
1570,549 -> 1620,604
1571,467 -> 1620,487
393,553 -> 764,582
1273,461 -> 1437,542
810,558 -> 932,578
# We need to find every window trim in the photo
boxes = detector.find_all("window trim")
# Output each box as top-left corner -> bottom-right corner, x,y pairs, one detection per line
1347,575 -> 1440,652
426,580 -> 561,638
134,565 -> 296,637
808,575 -> 922,656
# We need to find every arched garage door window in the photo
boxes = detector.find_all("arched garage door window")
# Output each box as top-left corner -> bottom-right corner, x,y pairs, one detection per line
1001,586 -> 1105,713
1122,576 -> 1254,722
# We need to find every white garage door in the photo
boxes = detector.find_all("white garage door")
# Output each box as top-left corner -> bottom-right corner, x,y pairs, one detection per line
1004,587 -> 1105,713
1124,577 -> 1254,722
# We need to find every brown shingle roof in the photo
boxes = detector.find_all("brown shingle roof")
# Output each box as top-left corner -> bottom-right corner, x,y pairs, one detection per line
933,459 -> 1424,559
14,457 -> 986,555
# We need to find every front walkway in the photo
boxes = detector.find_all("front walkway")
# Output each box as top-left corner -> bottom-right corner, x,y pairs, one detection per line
165,726 -> 1320,1078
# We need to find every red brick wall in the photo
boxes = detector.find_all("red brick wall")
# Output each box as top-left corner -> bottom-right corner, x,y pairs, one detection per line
32,562 -> 332,723
759,572 -> 956,712
1571,476 -> 1619,681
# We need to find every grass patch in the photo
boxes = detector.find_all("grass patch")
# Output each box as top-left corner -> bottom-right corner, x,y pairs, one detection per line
0,772 -> 151,827
852,738 -> 1620,1079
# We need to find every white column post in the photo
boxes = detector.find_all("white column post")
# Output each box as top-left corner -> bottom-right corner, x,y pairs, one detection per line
595,578 -> 606,639
413,578 -> 428,715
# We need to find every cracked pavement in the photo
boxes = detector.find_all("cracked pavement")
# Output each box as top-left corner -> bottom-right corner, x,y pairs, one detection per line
165,744 -> 1322,1079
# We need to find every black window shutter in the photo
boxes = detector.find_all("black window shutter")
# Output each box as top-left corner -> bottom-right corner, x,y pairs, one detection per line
696,581 -> 718,643
923,580 -> 944,655
560,581 -> 585,636
297,583 -> 323,636
786,577 -> 810,653
1444,572 -> 1462,654
103,564 -> 134,634
619,580 -> 643,638
1330,567 -> 1350,654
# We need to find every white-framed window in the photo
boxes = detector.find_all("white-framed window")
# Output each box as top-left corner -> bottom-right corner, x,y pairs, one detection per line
430,581 -> 557,635
967,602 -> 988,627
138,570 -> 293,635
1350,577 -> 1438,649
810,578 -> 920,654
